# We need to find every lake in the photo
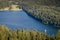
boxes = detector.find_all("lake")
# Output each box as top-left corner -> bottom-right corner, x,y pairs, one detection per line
0,10 -> 59,35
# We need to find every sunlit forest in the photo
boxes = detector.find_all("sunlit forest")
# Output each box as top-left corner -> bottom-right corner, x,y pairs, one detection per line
0,25 -> 60,40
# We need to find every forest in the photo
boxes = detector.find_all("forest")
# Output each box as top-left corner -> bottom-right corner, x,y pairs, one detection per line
0,25 -> 60,40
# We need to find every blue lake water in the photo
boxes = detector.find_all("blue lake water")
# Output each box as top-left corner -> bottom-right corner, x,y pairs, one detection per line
0,10 -> 59,35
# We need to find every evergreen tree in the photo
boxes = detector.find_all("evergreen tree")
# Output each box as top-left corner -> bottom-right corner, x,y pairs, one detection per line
56,30 -> 60,40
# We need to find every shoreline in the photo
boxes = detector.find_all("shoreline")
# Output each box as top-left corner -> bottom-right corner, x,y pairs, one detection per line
23,8 -> 60,28
0,9 -> 22,11
0,5 -> 22,11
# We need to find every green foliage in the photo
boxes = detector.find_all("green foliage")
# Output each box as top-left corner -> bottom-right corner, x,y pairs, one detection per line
0,0 -> 10,9
56,30 -> 60,40
0,25 -> 47,40
0,25 -> 60,40
18,0 -> 60,27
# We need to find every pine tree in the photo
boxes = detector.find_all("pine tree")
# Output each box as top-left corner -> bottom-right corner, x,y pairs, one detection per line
56,30 -> 60,40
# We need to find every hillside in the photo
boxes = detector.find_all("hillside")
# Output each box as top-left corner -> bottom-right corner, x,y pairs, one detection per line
18,0 -> 60,27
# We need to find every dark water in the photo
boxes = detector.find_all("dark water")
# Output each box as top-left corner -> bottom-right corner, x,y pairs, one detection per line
0,10 -> 59,35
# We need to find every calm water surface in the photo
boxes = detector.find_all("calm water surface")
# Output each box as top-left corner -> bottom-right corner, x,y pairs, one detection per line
0,10 -> 59,35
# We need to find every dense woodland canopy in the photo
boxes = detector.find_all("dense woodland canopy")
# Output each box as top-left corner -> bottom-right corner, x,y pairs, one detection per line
0,25 -> 60,40
0,0 -> 60,7
18,0 -> 60,27
0,0 -> 9,9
